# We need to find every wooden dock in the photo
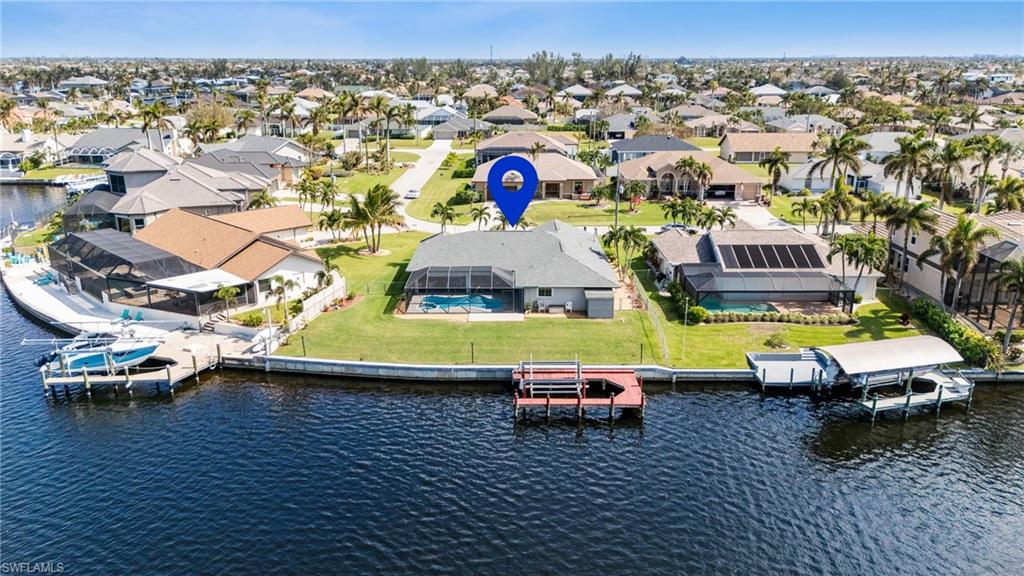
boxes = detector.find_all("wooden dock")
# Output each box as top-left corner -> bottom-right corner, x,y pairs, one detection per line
512,360 -> 645,420
858,372 -> 974,421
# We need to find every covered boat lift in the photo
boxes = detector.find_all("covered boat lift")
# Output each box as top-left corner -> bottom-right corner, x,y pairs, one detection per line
747,336 -> 975,420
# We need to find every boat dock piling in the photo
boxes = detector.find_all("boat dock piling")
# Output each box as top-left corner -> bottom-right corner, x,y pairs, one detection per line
512,358 -> 645,421
39,347 -> 219,398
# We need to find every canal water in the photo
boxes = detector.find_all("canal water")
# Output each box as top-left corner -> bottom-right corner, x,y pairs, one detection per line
0,184 -> 67,229
2,188 -> 1023,574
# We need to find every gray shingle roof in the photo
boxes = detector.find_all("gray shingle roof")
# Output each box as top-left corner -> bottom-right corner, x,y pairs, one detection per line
406,221 -> 618,289
67,128 -> 161,153
611,135 -> 701,153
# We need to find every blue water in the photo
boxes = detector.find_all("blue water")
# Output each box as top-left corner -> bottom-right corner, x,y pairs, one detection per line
420,294 -> 504,312
699,296 -> 779,313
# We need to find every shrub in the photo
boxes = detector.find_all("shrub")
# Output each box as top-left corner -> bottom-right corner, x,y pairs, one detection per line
238,311 -> 263,327
545,124 -> 585,132
338,151 -> 363,171
765,331 -> 790,350
686,305 -> 708,325
994,330 -> 1024,344
451,167 -> 476,178
288,300 -> 304,316
449,186 -> 481,206
853,294 -> 863,304
911,297 -> 1002,369
1009,347 -> 1023,362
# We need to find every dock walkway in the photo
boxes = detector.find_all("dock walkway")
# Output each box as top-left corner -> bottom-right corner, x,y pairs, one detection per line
512,360 -> 645,420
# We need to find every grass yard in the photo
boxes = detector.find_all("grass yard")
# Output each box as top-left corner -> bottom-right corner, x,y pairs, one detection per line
391,151 -> 420,163
365,138 -> 435,150
23,166 -> 104,179
767,194 -> 863,228
921,192 -> 972,215
634,270 -> 926,368
525,200 -> 673,226
407,154 -> 477,225
328,167 -> 406,196
737,163 -> 772,179
277,232 -> 662,364
13,222 -> 59,247
685,136 -> 722,150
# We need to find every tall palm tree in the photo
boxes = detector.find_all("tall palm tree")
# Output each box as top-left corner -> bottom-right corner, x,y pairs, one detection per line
895,200 -> 939,288
883,131 -> 935,200
247,188 -> 277,209
334,92 -> 360,154
366,95 -> 390,172
139,101 -> 169,151
924,106 -> 952,137
381,104 -> 403,166
810,132 -> 870,193
757,146 -> 790,203
363,183 -> 404,251
993,258 -> 1024,352
470,204 -> 490,230
986,177 -> 1024,214
928,140 -> 970,210
947,213 -> 1000,313
431,202 -> 456,232
713,206 -> 737,230
528,141 -> 546,160
491,213 -> 510,231
601,225 -> 624,275
848,233 -> 888,300
271,275 -> 298,324
856,191 -> 894,234
235,108 -> 257,135
968,134 -> 1010,212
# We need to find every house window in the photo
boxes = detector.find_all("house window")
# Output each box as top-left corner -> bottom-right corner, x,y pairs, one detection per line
258,278 -> 273,293
538,288 -> 553,298
133,218 -> 146,230
109,174 -> 126,194
910,234 -> 917,246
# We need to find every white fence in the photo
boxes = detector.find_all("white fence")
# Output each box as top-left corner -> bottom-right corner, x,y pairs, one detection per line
285,271 -> 347,334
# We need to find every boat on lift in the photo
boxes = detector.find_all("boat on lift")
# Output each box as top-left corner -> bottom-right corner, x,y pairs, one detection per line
33,329 -> 164,375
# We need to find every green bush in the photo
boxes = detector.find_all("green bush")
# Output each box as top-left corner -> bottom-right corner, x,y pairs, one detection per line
288,300 -> 304,317
686,305 -> 709,325
911,297 -> 1002,368
545,124 -> 585,132
994,330 -> 1024,344
451,168 -> 476,178
448,186 -> 481,206
238,311 -> 263,327
765,331 -> 789,350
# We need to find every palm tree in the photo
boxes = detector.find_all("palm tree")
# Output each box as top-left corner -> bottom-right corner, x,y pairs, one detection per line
960,105 -> 983,133
363,183 -> 404,251
924,106 -> 952,137
987,177 -> 1024,214
306,103 -> 331,136
947,213 -> 1000,313
247,188 -> 277,209
848,233 -> 888,300
492,213 -> 510,231
968,134 -> 1009,212
791,196 -> 819,231
757,147 -> 790,203
139,101 -> 169,150
214,284 -> 240,317
381,104 -> 403,166
0,96 -> 16,131
271,275 -> 299,324
993,258 -> 1024,352
856,191 -> 894,234
810,132 -> 870,193
661,197 -> 684,225
618,226 -> 647,275
318,209 -> 344,241
334,92 -> 360,154
713,206 -> 737,230
601,225 -> 624,275
528,141 -> 546,161
431,201 -> 456,232
470,204 -> 490,230
917,232 -> 957,311
884,131 -> 936,200
821,184 -> 857,238
235,108 -> 257,135
928,140 -> 970,210
896,200 -> 939,288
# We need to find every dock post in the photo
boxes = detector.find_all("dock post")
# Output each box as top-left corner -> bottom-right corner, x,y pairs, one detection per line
788,368 -> 794,391
641,392 -> 646,419
40,367 -> 48,396
967,384 -> 974,411
513,392 -> 519,420
192,354 -> 199,382
83,370 -> 91,396
576,395 -> 582,420
217,344 -> 223,368
761,368 -> 766,393
59,354 -> 67,377
609,392 -> 615,420
904,393 -> 912,421
871,394 -> 878,422
165,365 -> 173,388
545,394 -> 551,419
105,352 -> 114,376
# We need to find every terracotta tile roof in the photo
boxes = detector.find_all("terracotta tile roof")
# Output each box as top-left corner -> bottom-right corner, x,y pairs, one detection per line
720,132 -> 818,153
219,241 -> 291,281
210,205 -> 311,234
617,150 -> 763,185
471,153 -> 599,183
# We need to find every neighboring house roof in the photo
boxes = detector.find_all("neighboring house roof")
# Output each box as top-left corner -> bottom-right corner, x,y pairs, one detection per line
465,84 -> 498,99
476,131 -> 577,153
720,132 -> 819,153
611,135 -> 701,153
618,150 -> 763,185
766,114 -> 846,132
110,163 -> 268,215
801,85 -> 838,96
606,83 -> 642,97
58,75 -> 108,87
471,153 -> 599,183
652,229 -> 715,265
296,87 -> 334,100
686,114 -> 759,131
210,205 -> 311,234
557,84 -> 593,97
750,84 -> 788,96
664,104 -> 717,119
482,104 -> 539,122
134,208 -> 321,281
105,148 -> 179,173
67,127 -> 163,154
202,134 -> 307,156
432,116 -> 494,133
406,220 -> 618,289
857,131 -> 912,155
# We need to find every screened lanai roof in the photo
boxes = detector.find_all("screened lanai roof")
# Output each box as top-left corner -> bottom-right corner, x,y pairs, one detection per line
684,269 -> 851,294
50,228 -> 203,281
405,266 -> 516,291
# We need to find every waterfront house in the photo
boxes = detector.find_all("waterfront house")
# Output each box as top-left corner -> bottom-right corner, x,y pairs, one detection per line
189,149 -> 303,189
404,221 -> 619,317
200,134 -> 311,165
650,227 -> 876,313
719,132 -> 818,164
609,135 -> 701,163
474,132 -> 578,164
472,153 -> 600,200
0,127 -> 76,176
482,104 -> 539,125
617,150 -> 763,201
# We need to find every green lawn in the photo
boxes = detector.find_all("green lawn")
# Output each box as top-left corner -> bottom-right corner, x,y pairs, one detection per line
13,223 -> 59,247
921,192 -> 972,215
635,270 -> 926,368
329,167 -> 407,196
23,166 -> 104,179
767,194 -> 862,228
738,163 -> 772,179
365,138 -> 435,150
391,151 -> 420,163
685,136 -> 722,150
277,232 -> 662,364
525,200 -> 673,226
407,154 -> 477,225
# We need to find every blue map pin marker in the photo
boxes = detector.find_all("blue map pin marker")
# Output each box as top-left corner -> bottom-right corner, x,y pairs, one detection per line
487,156 -> 538,228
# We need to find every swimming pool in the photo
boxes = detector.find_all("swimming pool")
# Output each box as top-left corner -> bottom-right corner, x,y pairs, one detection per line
419,294 -> 504,312
698,296 -> 778,314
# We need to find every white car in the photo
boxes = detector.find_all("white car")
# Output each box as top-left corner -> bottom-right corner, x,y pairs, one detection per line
405,189 -> 420,199
660,223 -> 688,233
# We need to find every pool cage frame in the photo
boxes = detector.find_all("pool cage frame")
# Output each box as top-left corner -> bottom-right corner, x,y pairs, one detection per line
683,269 -> 855,313
404,266 -> 522,313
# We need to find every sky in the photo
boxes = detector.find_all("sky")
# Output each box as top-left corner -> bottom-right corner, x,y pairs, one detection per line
2,1 -> 1022,59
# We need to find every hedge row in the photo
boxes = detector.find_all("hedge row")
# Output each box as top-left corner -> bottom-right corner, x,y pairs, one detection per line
911,297 -> 1002,369
451,168 -> 476,178
544,124 -> 585,132
707,311 -> 856,325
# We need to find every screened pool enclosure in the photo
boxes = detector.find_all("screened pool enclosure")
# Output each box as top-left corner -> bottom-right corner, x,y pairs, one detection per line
404,266 -> 521,313
682,269 -> 856,313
